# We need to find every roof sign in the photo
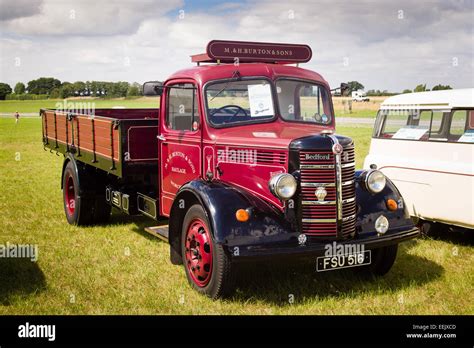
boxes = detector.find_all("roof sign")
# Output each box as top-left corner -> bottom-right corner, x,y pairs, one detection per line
191,40 -> 312,64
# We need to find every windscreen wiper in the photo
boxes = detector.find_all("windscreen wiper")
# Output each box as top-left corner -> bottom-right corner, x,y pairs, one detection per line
209,70 -> 241,102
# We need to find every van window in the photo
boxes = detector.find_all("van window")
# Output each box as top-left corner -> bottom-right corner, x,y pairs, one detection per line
378,110 -> 428,140
166,83 -> 199,131
451,109 -> 474,143
377,109 -> 448,141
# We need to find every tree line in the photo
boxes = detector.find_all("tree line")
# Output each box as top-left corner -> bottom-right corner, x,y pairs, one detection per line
0,78 -> 454,100
0,78 -> 143,100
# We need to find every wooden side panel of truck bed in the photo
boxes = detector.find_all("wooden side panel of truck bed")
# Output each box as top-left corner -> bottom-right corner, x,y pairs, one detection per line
41,109 -> 159,178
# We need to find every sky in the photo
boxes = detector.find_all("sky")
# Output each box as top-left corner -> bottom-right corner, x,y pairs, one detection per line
0,0 -> 473,92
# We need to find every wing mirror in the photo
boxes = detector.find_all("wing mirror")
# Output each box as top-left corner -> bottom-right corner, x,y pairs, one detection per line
143,81 -> 164,96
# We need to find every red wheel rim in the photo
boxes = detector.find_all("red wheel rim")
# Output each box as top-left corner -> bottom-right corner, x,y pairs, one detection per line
185,218 -> 213,287
65,174 -> 76,216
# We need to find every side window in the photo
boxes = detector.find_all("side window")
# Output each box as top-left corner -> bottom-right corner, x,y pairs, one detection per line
166,83 -> 199,131
379,109 -> 447,141
450,110 -> 474,143
428,111 -> 448,140
379,110 -> 412,138
450,110 -> 467,137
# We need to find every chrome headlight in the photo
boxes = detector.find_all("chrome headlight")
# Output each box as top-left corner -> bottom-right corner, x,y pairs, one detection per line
269,173 -> 297,200
375,215 -> 389,234
365,170 -> 386,194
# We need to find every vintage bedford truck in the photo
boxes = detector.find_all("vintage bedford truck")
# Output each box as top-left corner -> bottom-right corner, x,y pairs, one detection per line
41,40 -> 419,299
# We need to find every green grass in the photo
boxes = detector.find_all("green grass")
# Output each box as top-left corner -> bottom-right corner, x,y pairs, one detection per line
0,118 -> 472,314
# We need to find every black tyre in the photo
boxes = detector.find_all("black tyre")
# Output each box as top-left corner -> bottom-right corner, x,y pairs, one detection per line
62,161 -> 94,225
62,160 -> 111,225
359,244 -> 398,276
181,204 -> 235,299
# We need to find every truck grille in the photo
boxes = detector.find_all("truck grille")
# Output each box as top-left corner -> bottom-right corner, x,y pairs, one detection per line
299,145 -> 356,238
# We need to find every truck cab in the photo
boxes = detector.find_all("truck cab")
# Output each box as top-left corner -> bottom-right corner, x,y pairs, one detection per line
42,40 -> 418,299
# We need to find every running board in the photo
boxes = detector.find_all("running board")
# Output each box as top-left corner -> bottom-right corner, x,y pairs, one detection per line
144,225 -> 169,242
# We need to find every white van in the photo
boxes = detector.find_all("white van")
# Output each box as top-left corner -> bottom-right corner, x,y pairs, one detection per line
364,88 -> 474,230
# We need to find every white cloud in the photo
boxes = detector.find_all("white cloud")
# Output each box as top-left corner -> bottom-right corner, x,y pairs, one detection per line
0,0 -> 472,91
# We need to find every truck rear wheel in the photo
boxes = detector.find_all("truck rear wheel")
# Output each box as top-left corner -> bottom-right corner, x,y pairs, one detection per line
181,204 -> 235,299
359,244 -> 398,276
62,160 -> 111,225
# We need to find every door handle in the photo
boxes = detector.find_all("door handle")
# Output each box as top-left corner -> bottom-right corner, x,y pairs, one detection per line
157,135 -> 166,141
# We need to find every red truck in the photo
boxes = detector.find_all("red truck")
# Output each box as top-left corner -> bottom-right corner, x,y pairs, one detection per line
42,40 -> 418,299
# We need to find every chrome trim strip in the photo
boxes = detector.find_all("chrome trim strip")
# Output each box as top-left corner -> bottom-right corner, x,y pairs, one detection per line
342,213 -> 356,222
302,218 -> 337,223
342,180 -> 355,186
341,162 -> 355,168
301,182 -> 336,188
328,135 -> 343,223
300,164 -> 334,169
302,200 -> 337,205
342,197 -> 356,204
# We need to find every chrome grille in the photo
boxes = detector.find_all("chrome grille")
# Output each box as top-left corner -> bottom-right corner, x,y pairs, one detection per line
341,145 -> 356,238
299,145 -> 356,238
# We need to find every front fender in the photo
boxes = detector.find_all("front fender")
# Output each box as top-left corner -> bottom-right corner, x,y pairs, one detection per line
168,180 -> 295,260
354,170 -> 415,236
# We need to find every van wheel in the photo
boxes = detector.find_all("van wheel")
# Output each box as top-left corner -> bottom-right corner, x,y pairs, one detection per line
181,204 -> 235,299
358,244 -> 398,276
62,161 -> 94,225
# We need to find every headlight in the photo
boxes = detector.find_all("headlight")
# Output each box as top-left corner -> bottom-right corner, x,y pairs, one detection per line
269,173 -> 297,200
365,170 -> 386,193
375,215 -> 389,234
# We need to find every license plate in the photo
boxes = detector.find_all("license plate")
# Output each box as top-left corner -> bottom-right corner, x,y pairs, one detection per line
316,250 -> 371,272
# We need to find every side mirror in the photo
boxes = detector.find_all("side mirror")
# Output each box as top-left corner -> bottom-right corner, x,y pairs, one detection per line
143,81 -> 163,96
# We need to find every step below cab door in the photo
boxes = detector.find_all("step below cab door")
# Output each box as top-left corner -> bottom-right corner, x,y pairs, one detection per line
159,80 -> 202,216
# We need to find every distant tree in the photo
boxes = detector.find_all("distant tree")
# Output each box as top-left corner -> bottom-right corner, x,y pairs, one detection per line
127,82 -> 141,97
49,88 -> 61,99
414,84 -> 428,92
60,82 -> 74,98
27,77 -> 61,95
402,89 -> 412,93
14,82 -> 26,94
0,82 -> 12,100
72,81 -> 86,96
432,84 -> 452,90
347,81 -> 364,92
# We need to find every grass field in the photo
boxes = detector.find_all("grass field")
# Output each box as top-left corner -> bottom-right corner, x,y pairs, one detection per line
0,117 -> 472,315
0,96 -> 381,119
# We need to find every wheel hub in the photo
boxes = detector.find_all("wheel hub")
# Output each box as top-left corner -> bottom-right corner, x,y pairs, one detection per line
65,174 -> 76,216
185,219 -> 213,287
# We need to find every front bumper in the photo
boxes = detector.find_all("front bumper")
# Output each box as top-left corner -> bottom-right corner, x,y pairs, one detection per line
229,227 -> 419,262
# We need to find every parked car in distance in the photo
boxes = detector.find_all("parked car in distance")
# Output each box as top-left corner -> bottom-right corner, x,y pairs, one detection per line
352,90 -> 370,102
364,88 -> 474,232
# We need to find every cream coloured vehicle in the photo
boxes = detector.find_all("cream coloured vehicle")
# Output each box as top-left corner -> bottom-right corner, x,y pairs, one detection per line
364,89 -> 474,230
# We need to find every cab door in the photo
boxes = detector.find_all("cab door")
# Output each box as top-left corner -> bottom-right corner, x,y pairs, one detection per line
159,81 -> 202,216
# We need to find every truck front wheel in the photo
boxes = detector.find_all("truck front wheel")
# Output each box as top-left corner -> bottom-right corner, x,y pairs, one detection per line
358,244 -> 398,276
181,204 -> 235,299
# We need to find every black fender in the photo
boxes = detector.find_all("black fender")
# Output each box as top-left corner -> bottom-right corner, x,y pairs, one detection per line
168,179 -> 295,264
60,154 -> 105,196
354,170 -> 415,236
61,154 -> 80,190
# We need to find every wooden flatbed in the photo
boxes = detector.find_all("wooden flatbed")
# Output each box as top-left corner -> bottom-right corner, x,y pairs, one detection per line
41,108 -> 159,178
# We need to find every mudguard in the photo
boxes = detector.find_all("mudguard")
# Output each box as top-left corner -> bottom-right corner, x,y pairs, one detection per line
168,180 -> 296,260
354,170 -> 415,236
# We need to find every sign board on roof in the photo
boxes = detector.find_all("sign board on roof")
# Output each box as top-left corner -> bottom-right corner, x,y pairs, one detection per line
192,40 -> 313,64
